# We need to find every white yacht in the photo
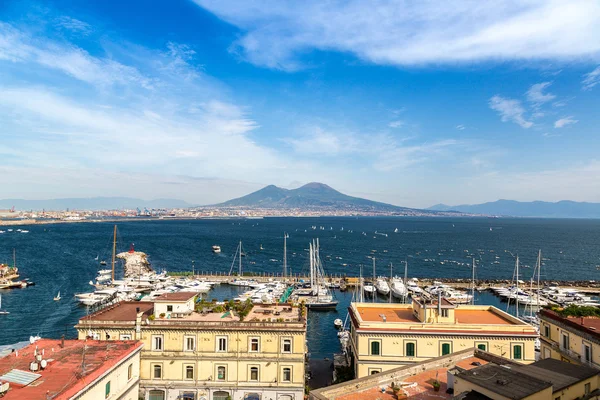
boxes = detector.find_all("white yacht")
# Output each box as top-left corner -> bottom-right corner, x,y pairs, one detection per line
391,278 -> 408,299
375,278 -> 390,295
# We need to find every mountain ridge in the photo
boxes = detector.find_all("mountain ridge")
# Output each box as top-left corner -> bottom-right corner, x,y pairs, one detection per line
216,182 -> 436,214
427,199 -> 600,218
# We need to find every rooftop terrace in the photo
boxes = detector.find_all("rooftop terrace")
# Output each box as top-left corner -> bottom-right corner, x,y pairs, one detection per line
0,339 -> 142,400
78,300 -> 304,326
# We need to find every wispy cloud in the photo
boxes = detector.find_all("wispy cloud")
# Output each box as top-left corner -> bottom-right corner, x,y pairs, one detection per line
456,124 -> 465,130
195,0 -> 600,70
554,116 -> 578,128
525,82 -> 556,106
488,95 -> 533,128
582,66 -> 600,90
55,16 -> 92,35
388,120 -> 404,128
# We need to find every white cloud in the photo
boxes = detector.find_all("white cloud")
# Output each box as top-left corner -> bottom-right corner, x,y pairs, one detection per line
456,124 -> 465,130
582,66 -> 600,90
525,82 -> 556,105
388,120 -> 404,128
194,0 -> 600,70
488,95 -> 533,128
554,116 -> 578,128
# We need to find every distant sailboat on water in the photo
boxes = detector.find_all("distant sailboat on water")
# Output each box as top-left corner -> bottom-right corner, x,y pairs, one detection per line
0,295 -> 9,315
54,291 -> 61,301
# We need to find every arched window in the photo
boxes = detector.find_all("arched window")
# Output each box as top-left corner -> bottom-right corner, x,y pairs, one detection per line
244,394 -> 261,400
250,367 -> 259,381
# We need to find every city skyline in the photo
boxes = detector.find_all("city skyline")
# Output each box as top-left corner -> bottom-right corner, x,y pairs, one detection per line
1,1 -> 599,208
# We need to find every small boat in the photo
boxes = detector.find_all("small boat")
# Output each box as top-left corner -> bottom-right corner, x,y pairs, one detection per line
0,295 -> 9,315
334,318 -> 343,328
394,228 -> 398,233
53,291 -> 61,301
375,278 -> 390,295
363,282 -> 376,296
94,255 -> 99,261
212,245 -> 221,253
100,260 -> 107,266
20,230 -> 29,233
260,244 -> 264,250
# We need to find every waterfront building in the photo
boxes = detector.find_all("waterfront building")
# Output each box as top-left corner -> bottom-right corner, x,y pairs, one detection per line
310,347 -> 600,400
75,292 -> 306,400
0,339 -> 142,399
347,297 -> 538,378
539,308 -> 600,368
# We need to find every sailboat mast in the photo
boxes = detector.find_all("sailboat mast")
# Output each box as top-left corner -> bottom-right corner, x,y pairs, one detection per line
309,242 -> 314,292
111,225 -> 117,282
515,254 -> 519,318
471,257 -> 476,305
372,257 -> 376,304
537,250 -> 541,311
389,263 -> 393,303
359,265 -> 364,303
404,260 -> 408,304
13,248 -> 16,269
283,233 -> 287,278
239,241 -> 242,276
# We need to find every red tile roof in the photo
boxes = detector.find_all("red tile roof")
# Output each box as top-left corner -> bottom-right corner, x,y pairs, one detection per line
80,301 -> 154,322
0,339 -> 143,399
154,292 -> 198,301
541,309 -> 600,340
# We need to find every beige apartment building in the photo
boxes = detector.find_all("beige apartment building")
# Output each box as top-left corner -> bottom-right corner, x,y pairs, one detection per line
348,297 -> 538,377
539,308 -> 600,369
75,292 -> 306,400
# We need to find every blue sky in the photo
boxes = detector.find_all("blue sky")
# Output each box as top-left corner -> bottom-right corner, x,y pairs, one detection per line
1,0 -> 599,208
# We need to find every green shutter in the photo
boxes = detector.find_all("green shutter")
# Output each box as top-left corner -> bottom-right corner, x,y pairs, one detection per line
371,341 -> 380,355
105,381 -> 111,398
442,343 -> 451,355
513,345 -> 522,359
406,342 -> 415,357
477,344 -> 486,351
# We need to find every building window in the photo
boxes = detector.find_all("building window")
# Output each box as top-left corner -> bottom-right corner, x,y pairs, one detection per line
282,367 -> 291,382
250,366 -> 259,381
441,308 -> 449,317
217,366 -> 227,381
584,344 -> 591,362
544,324 -> 550,338
244,393 -> 261,400
105,381 -> 111,399
513,345 -> 523,360
282,338 -> 292,353
185,336 -> 196,351
370,369 -> 381,375
185,365 -> 194,380
213,392 -> 230,400
152,335 -> 163,351
120,334 -> 132,340
167,305 -> 173,312
561,333 -> 569,350
250,337 -> 260,352
217,336 -> 228,352
149,390 -> 165,400
153,364 -> 162,379
128,364 -> 133,380
441,343 -> 451,356
370,340 -> 381,356
477,343 -> 487,351
180,392 -> 195,400
405,342 -> 415,357
585,383 -> 591,394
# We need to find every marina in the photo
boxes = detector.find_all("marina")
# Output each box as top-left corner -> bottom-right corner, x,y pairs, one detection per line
1,216 -> 600,361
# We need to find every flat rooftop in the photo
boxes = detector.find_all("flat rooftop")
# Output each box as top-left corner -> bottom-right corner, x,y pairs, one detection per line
0,339 -> 142,400
335,356 -> 489,400
79,301 -> 303,325
154,292 -> 198,301
353,304 -> 523,326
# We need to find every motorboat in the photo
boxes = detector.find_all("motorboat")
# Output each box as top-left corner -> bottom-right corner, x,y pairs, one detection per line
375,278 -> 390,296
363,282 -> 376,296
334,318 -> 343,328
391,278 -> 408,299
212,245 -> 221,253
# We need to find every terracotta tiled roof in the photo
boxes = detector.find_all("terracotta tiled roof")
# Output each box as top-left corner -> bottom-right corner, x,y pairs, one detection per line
154,292 -> 198,301
0,339 -> 142,400
80,301 -> 153,322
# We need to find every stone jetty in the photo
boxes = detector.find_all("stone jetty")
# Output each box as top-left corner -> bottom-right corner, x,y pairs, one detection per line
116,251 -> 152,278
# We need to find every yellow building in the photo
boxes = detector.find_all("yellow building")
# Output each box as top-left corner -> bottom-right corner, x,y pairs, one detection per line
539,308 -> 600,368
75,292 -> 306,400
348,297 -> 538,377
0,339 -> 142,400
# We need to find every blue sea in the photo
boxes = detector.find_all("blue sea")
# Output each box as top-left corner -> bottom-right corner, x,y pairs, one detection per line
1,217 -> 599,358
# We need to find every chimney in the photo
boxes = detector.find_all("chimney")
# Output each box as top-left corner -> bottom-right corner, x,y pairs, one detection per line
60,335 -> 65,348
